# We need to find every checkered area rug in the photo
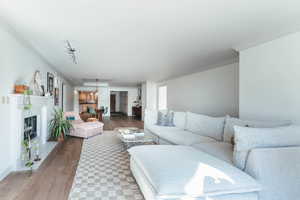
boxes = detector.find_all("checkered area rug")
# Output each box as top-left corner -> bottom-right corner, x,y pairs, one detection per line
68,131 -> 144,200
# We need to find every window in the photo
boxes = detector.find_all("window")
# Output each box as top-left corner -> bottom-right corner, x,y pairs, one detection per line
158,85 -> 167,110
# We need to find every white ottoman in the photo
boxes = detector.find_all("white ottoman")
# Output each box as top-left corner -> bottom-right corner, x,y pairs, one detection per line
128,145 -> 260,200
70,121 -> 104,138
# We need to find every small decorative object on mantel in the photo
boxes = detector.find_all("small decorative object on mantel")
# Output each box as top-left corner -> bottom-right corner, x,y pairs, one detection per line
45,92 -> 51,97
41,85 -> 45,96
31,70 -> 44,96
15,85 -> 29,94
47,72 -> 54,96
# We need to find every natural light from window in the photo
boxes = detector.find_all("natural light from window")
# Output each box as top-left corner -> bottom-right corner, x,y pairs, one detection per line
158,85 -> 167,110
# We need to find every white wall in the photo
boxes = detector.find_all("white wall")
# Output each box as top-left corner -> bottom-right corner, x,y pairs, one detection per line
140,81 -> 157,120
141,83 -> 146,121
0,25 -> 73,180
63,84 -> 74,112
239,32 -> 300,123
145,81 -> 157,110
161,63 -> 239,117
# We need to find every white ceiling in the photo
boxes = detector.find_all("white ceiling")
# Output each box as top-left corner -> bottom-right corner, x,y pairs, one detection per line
1,0 -> 300,86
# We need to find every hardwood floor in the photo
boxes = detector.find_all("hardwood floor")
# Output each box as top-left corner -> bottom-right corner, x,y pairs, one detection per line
103,115 -> 144,130
0,117 -> 143,200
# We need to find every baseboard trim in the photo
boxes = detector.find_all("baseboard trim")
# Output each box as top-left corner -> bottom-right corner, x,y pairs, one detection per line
0,166 -> 12,181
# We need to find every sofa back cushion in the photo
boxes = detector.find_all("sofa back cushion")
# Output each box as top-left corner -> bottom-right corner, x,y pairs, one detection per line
233,125 -> 300,170
173,111 -> 187,129
224,116 -> 291,143
186,112 -> 225,141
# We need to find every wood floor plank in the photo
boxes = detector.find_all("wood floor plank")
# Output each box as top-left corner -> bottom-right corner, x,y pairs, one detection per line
0,117 -> 143,200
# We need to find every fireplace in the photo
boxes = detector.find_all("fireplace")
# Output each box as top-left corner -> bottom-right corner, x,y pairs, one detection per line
24,116 -> 37,140
9,94 -> 58,172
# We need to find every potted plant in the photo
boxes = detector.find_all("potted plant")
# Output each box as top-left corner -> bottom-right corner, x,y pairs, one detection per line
22,137 -> 34,171
49,108 -> 73,142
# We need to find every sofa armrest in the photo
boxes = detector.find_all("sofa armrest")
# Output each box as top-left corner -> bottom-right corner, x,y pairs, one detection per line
245,146 -> 300,200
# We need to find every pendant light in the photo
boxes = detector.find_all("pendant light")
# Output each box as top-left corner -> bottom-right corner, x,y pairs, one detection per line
95,78 -> 99,96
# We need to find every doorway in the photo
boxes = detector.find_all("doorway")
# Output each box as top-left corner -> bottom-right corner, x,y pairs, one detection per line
110,91 -> 128,117
110,94 -> 116,112
61,83 -> 65,111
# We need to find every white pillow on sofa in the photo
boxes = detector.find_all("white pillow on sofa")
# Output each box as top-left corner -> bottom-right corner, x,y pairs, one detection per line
233,125 -> 300,170
146,109 -> 187,129
223,116 -> 291,143
186,112 -> 225,141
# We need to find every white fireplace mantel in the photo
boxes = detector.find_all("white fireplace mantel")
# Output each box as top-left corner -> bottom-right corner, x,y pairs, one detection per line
9,94 -> 58,171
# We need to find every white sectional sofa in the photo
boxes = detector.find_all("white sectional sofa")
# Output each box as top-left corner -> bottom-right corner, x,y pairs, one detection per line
145,110 -> 224,146
128,109 -> 300,200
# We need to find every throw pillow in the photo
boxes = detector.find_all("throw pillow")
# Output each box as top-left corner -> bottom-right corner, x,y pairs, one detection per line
231,124 -> 250,146
156,111 -> 175,127
233,125 -> 300,170
66,116 -> 75,121
223,116 -> 291,143
88,107 -> 96,115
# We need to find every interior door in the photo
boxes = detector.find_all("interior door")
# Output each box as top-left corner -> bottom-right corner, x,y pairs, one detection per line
124,92 -> 128,115
61,83 -> 64,111
110,94 -> 116,113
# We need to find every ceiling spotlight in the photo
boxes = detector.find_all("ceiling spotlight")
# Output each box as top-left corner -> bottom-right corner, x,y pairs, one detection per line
65,40 -> 78,64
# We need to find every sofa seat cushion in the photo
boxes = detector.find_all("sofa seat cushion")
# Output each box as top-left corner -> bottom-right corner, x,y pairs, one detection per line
192,142 -> 233,164
147,125 -> 182,135
128,145 -> 260,199
148,125 -> 216,145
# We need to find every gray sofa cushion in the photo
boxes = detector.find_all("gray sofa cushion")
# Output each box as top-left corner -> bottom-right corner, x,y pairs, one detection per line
148,125 -> 216,145
128,145 -> 260,199
192,142 -> 233,164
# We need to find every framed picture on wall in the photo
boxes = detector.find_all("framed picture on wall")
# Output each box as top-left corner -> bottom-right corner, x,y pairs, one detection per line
54,88 -> 59,106
47,72 -> 54,95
